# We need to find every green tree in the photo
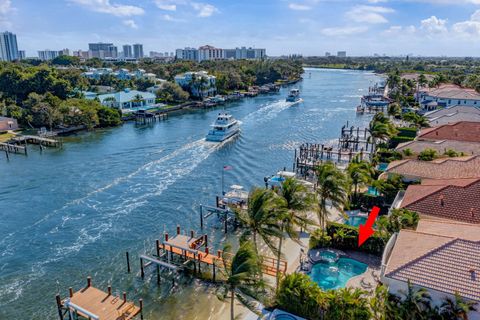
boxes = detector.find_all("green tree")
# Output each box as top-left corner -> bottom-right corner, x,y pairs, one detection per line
440,292 -> 477,320
398,281 -> 432,320
347,156 -> 374,204
315,162 -> 348,233
235,187 -> 284,254
156,82 -> 189,103
326,288 -> 371,320
221,242 -> 262,320
418,148 -> 437,161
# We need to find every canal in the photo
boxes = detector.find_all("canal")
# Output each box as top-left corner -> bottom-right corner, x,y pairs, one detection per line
0,68 -> 381,318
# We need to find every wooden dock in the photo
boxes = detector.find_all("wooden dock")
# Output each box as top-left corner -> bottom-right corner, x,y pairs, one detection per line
56,277 -> 143,320
0,142 -> 27,155
151,227 -> 287,278
12,135 -> 61,147
134,111 -> 168,125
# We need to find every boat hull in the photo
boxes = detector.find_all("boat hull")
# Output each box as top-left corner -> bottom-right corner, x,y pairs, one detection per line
206,128 -> 240,142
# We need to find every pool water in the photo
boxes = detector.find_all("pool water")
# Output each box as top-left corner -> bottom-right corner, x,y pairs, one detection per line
309,258 -> 368,290
345,216 -> 368,227
320,250 -> 339,262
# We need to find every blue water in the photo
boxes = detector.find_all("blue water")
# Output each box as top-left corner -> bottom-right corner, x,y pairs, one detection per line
345,216 -> 368,227
0,68 -> 380,318
309,258 -> 368,290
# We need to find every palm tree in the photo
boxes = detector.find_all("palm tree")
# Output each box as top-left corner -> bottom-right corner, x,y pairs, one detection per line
315,162 -> 348,233
221,242 -> 262,320
440,293 -> 477,320
275,177 -> 315,290
347,156 -> 374,204
399,280 -> 432,320
368,113 -> 397,148
235,187 -> 284,254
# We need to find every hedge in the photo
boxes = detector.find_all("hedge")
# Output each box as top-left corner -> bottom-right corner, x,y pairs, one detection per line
312,222 -> 388,256
397,127 -> 418,138
389,135 -> 415,148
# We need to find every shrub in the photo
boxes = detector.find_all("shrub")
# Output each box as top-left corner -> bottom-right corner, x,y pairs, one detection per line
418,148 -> 437,161
389,136 -> 415,148
309,229 -> 332,249
397,127 -> 418,138
443,149 -> 460,157
402,148 -> 413,156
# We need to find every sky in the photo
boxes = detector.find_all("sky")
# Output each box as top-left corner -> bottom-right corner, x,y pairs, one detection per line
3,0 -> 480,57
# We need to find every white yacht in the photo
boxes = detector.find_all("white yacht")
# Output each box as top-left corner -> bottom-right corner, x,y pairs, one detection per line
206,112 -> 240,142
286,89 -> 303,104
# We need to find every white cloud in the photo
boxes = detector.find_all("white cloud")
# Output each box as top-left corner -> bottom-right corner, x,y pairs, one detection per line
122,19 -> 138,28
154,0 -> 187,11
70,0 -> 144,17
288,3 -> 312,10
0,0 -> 13,27
320,26 -> 369,36
367,0 -> 388,3
191,2 -> 219,17
420,16 -> 448,34
345,5 -> 394,24
453,10 -> 480,36
383,25 -> 416,35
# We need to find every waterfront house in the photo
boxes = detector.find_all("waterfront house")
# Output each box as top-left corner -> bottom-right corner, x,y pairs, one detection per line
96,89 -> 156,111
426,105 -> 480,126
385,155 -> 480,181
174,71 -> 216,99
417,121 -> 480,143
417,84 -> 480,110
396,139 -> 480,156
381,220 -> 480,320
0,116 -> 18,131
393,178 -> 480,224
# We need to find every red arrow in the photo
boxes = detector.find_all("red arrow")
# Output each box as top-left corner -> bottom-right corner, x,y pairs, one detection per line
358,206 -> 380,247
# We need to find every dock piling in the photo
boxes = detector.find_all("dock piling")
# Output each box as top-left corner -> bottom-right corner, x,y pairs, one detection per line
55,294 -> 64,320
126,251 -> 131,273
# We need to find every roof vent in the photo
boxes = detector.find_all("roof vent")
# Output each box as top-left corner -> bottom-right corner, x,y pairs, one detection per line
439,195 -> 445,206
471,208 -> 475,218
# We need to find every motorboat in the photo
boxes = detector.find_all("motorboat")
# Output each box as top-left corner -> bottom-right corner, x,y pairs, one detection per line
286,89 -> 303,104
206,112 -> 240,142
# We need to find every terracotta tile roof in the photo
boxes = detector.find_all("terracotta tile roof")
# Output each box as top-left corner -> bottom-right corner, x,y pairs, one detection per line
421,84 -> 480,100
400,178 -> 480,224
418,121 -> 480,143
386,156 -> 480,180
396,140 -> 480,156
386,238 -> 480,302
429,112 -> 480,126
416,219 -> 480,241
385,230 -> 453,274
425,105 -> 480,119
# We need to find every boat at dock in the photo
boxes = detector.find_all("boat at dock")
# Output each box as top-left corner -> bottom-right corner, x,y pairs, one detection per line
286,89 -> 303,104
206,112 -> 240,142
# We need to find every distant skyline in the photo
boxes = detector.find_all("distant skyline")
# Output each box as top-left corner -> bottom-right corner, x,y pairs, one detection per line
4,0 -> 480,57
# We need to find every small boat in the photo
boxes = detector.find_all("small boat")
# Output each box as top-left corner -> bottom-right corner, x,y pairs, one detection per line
206,112 -> 240,142
286,89 -> 303,104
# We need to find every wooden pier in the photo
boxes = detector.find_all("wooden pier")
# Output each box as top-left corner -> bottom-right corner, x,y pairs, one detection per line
12,135 -> 61,148
139,227 -> 287,283
0,142 -> 27,155
55,277 -> 143,320
338,125 -> 374,152
135,110 -> 168,125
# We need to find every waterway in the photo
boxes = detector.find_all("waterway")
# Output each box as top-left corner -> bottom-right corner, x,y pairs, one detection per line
0,68 -> 381,319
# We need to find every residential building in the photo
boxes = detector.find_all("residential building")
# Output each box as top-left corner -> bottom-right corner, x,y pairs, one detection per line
149,51 -> 164,58
394,178 -> 480,223
385,155 -> 480,181
96,89 -> 156,110
325,52 -> 331,57
198,45 -> 225,61
417,84 -> 480,109
0,31 -> 19,61
174,71 -> 216,98
133,44 -> 143,59
0,116 -> 18,131
123,45 -> 132,58
425,105 -> 480,126
175,47 -> 198,61
381,220 -> 480,320
396,139 -> 480,157
38,50 -> 60,61
59,48 -> 70,56
88,43 -> 117,59
73,49 -> 91,59
337,51 -> 346,57
418,121 -> 480,143
18,50 -> 25,60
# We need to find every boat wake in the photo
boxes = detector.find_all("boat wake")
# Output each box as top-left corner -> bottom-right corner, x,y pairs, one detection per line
242,99 -> 292,123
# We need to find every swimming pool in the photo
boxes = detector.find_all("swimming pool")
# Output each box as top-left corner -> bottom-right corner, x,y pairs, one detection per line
309,258 -> 368,290
345,215 -> 368,227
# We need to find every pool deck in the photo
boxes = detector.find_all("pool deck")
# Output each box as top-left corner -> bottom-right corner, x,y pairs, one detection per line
304,248 -> 381,294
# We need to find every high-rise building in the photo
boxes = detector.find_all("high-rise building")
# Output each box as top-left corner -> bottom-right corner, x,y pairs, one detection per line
123,45 -> 132,58
0,31 -> 19,61
59,48 -> 70,56
88,42 -> 117,59
18,50 -> 25,60
325,52 -> 331,57
175,47 -> 198,61
198,45 -> 224,62
337,51 -> 347,57
133,44 -> 143,59
38,50 -> 60,61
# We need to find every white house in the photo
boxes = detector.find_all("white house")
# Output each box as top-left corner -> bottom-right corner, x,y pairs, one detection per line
96,89 -> 156,111
381,220 -> 480,320
174,71 -> 216,99
417,84 -> 480,110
